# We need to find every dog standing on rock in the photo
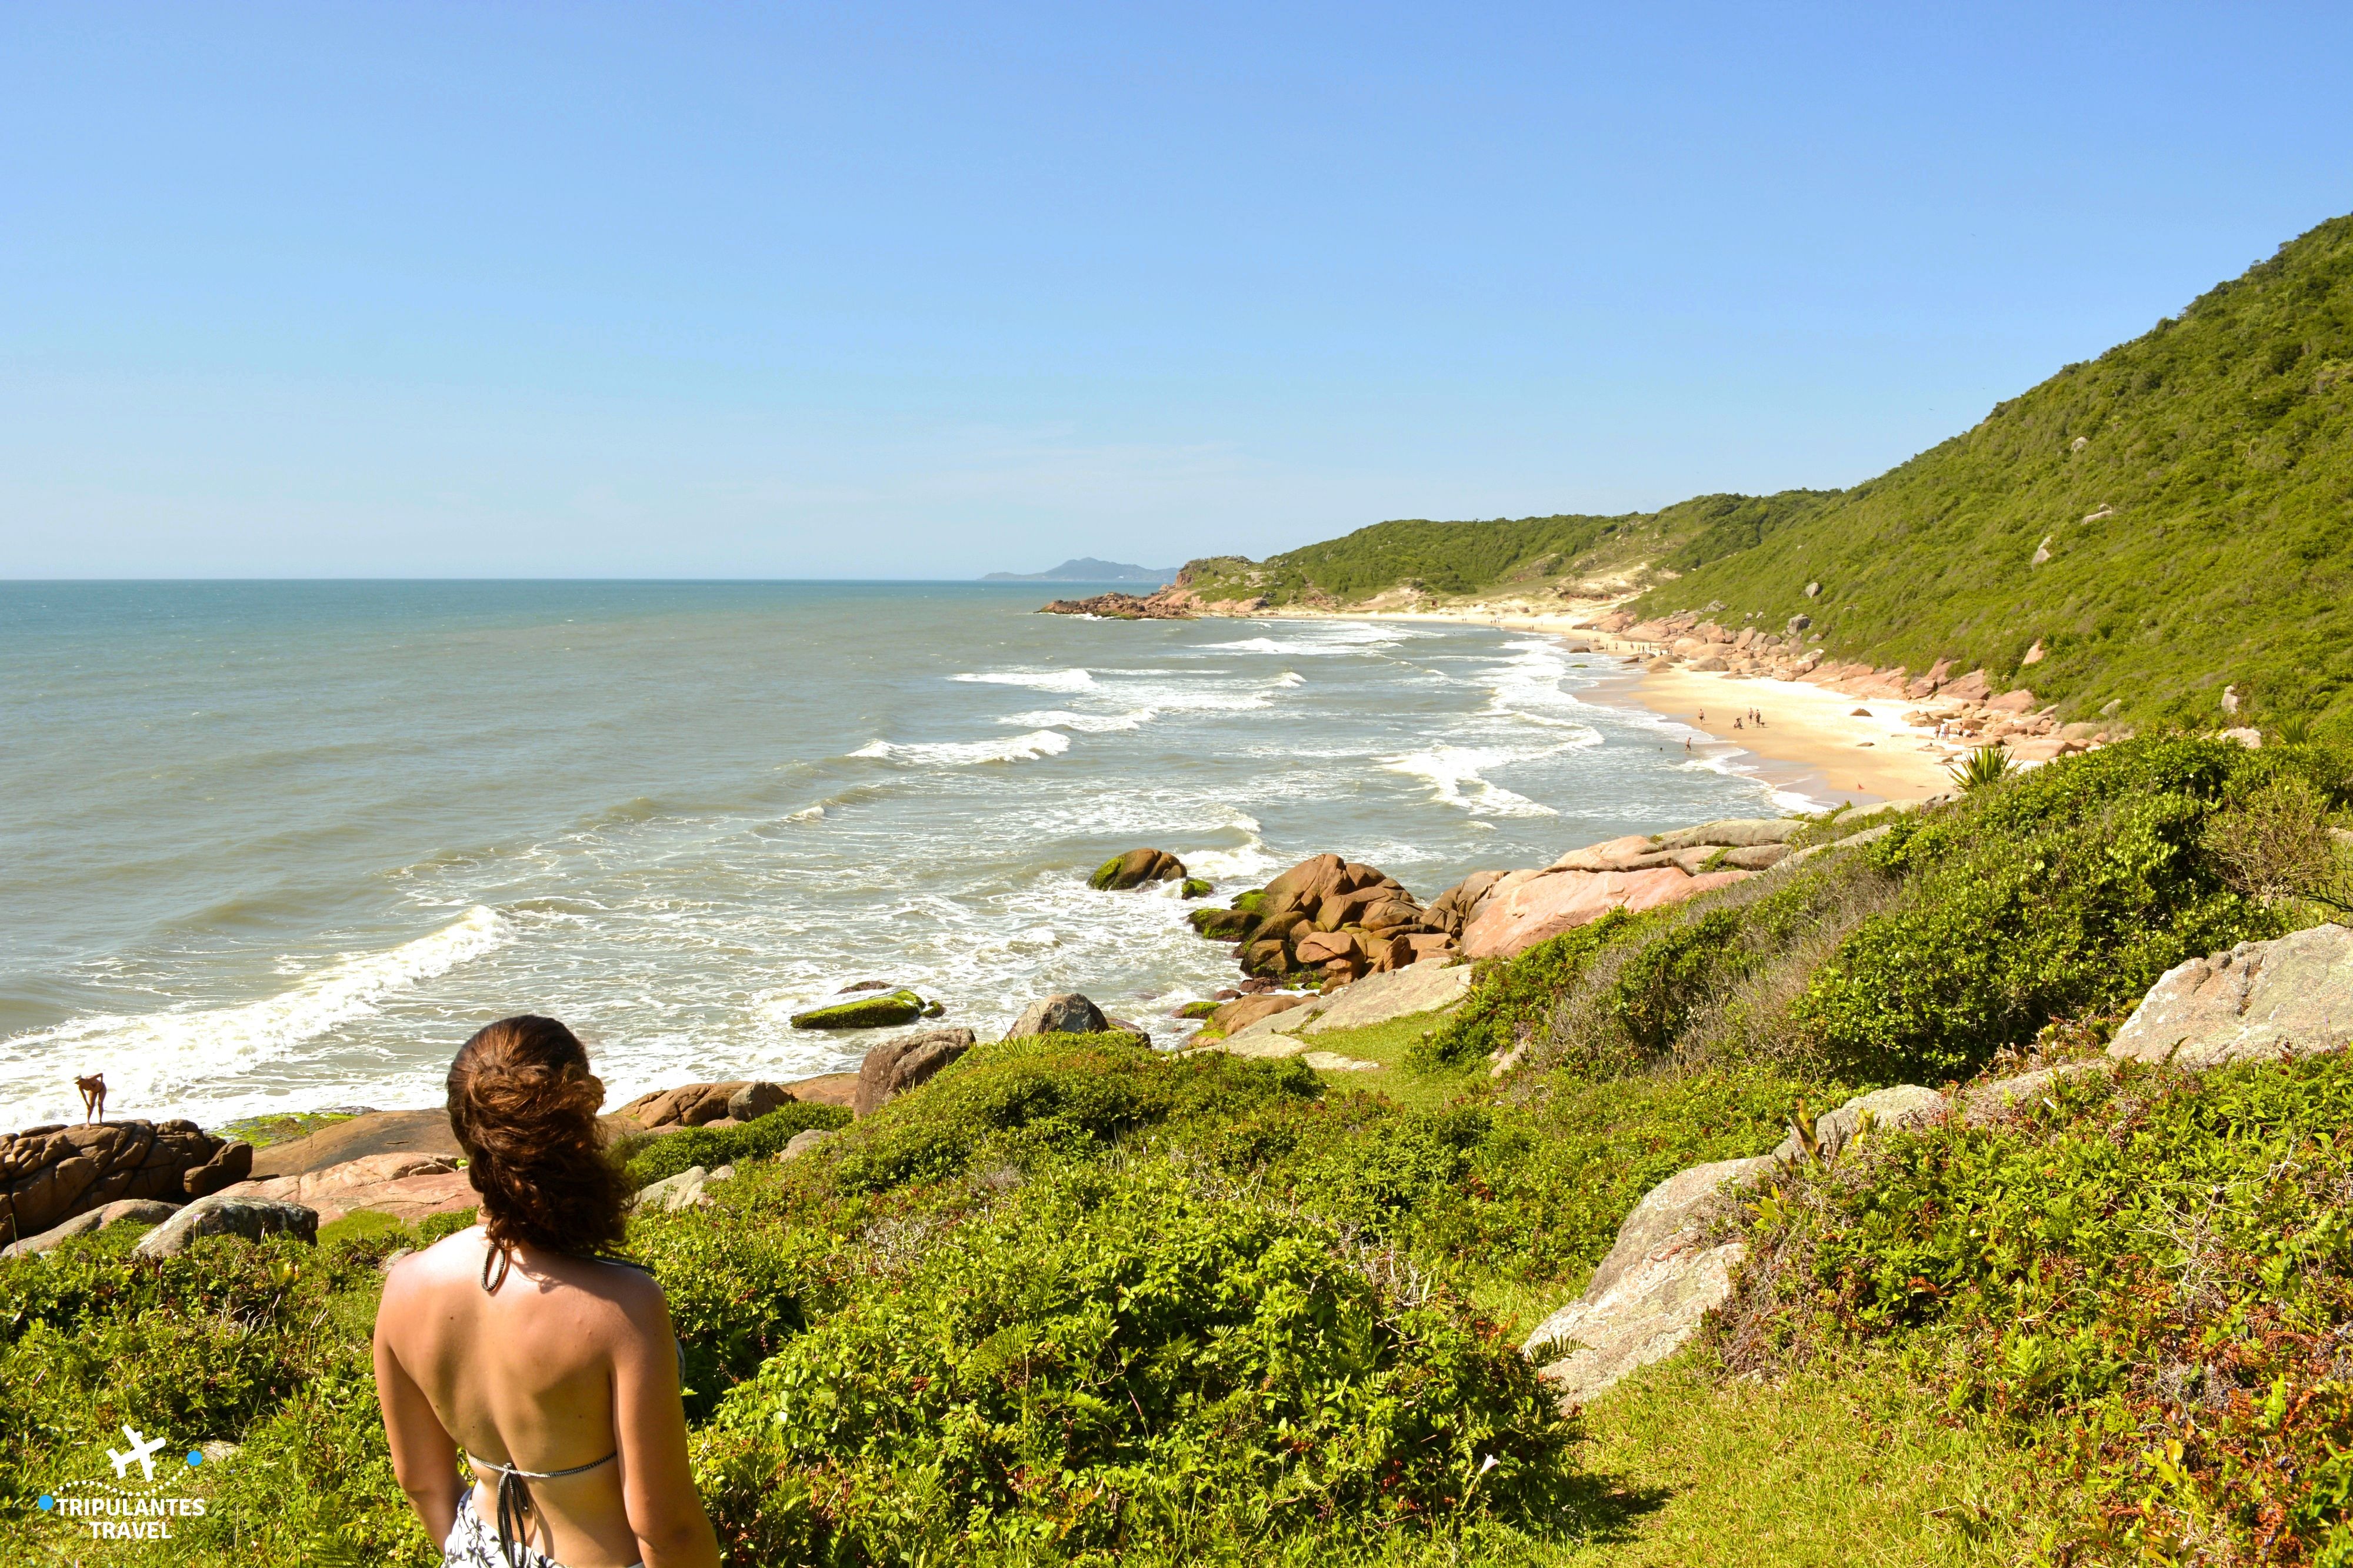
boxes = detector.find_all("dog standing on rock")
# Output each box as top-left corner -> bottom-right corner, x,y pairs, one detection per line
76,1073 -> 106,1125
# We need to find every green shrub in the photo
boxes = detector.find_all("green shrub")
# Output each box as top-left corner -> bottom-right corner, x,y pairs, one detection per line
621,1102 -> 854,1188
416,1206 -> 477,1245
693,1160 -> 1578,1564
1722,1050 -> 2353,1563
0,1227 -> 425,1565
1409,910 -> 1649,1070
1792,739 -> 2290,1080
825,1032 -> 1320,1194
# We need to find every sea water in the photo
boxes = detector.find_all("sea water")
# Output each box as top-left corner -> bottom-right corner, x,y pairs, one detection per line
0,581 -> 1803,1128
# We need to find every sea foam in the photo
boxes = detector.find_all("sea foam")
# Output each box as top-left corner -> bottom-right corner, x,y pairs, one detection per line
0,905 -> 510,1127
851,730 -> 1073,766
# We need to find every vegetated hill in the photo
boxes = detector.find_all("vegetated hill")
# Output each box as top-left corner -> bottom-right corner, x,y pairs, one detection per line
1180,491 -> 1838,606
1188,213 -> 2353,738
1630,213 -> 2353,738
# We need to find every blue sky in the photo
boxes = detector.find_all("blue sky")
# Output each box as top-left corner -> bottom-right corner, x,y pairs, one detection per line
5,3 -> 2349,578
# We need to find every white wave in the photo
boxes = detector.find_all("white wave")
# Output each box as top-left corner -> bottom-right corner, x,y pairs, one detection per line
0,906 -> 512,1126
786,805 -> 825,822
1198,620 -> 1435,658
1382,745 -> 1560,818
1181,810 -> 1278,880
1481,638 -> 1608,741
1000,708 -> 1155,733
851,730 -> 1072,766
951,669 -> 1096,693
1275,670 -> 1306,687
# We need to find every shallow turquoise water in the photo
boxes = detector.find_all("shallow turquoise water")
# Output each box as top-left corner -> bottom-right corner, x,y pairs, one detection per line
0,581 -> 1789,1127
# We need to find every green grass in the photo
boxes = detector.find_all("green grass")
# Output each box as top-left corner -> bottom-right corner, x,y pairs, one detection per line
1557,1353 -> 2039,1567
1182,212 -> 2353,740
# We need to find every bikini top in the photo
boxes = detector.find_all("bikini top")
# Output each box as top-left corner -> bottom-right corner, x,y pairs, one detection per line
469,1247 -> 686,1568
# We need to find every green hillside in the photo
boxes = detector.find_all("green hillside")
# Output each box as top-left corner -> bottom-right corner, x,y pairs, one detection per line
1191,213 -> 2353,739
1181,491 -> 1837,605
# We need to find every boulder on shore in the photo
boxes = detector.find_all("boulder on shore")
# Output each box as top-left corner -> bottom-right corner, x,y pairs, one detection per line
1462,866 -> 1752,960
1209,993 -> 1311,1036
2107,924 -> 2353,1070
134,1194 -> 318,1258
1005,993 -> 1112,1038
1523,1156 -> 1775,1407
790,988 -> 940,1030
855,1028 -> 978,1116
214,1152 -> 476,1228
1089,848 -> 1188,891
1,1198 -> 181,1260
0,1119 -> 252,1247
250,1109 -> 460,1179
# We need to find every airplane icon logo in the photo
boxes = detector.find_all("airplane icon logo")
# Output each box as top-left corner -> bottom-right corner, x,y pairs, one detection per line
107,1426 -> 168,1482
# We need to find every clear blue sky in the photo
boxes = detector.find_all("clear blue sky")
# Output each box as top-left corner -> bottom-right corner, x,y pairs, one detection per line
5,3 -> 2349,579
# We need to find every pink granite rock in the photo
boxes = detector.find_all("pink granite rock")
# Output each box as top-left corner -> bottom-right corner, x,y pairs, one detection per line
1462,867 -> 1752,959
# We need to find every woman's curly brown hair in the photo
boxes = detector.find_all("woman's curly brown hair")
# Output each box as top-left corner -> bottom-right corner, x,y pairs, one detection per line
446,1015 -> 628,1270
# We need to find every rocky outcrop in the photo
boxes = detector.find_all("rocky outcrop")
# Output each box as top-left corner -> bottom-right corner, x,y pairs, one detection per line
634,1166 -> 714,1213
1464,867 -> 1752,960
1523,1156 -> 1775,1407
610,1074 -> 858,1135
1186,853 -> 1463,986
1,1119 -> 252,1246
1297,962 -> 1474,1035
1007,993 -> 1113,1037
855,1028 -> 977,1116
250,1110 -> 460,1179
214,1153 -> 476,1228
777,1128 -> 835,1162
1209,993 -> 1312,1035
789,988 -> 942,1030
1089,848 -> 1188,890
2107,924 -> 2353,1070
134,1194 -> 318,1257
1,1198 -> 180,1260
1038,589 -> 1197,619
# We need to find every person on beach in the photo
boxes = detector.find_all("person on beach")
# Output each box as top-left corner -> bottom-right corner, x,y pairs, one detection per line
374,1016 -> 720,1568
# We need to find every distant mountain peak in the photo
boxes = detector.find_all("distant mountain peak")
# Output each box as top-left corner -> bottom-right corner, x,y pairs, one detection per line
982,558 -> 1178,583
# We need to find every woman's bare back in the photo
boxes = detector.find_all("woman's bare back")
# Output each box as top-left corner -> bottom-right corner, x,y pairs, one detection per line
374,1226 -> 713,1568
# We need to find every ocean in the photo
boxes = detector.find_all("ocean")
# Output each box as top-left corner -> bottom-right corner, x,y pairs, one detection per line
0,581 -> 1804,1129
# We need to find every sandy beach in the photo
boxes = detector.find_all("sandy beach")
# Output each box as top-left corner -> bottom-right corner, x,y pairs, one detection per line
1237,600 -> 1965,808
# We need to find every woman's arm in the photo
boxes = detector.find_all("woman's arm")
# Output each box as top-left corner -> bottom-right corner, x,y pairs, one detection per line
371,1273 -> 466,1547
609,1282 -> 722,1568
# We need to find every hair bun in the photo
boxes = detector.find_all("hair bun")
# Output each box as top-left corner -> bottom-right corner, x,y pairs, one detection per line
446,1016 -> 628,1262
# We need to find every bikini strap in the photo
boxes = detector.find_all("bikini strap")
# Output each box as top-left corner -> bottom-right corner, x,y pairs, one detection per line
475,1451 -> 618,1568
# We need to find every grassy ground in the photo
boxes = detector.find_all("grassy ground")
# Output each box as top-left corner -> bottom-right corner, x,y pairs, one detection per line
1557,1353 -> 2040,1567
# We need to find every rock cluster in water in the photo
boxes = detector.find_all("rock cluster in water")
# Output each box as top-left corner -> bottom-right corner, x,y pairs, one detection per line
1185,819 -> 1837,991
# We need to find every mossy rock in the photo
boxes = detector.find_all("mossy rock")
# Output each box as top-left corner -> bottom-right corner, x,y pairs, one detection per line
1181,878 -> 1214,899
1174,1000 -> 1221,1019
1089,848 -> 1188,892
1188,907 -> 1256,940
790,989 -> 934,1029
1231,889 -> 1269,915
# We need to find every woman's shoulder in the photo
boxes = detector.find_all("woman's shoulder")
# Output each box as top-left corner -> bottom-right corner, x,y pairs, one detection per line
380,1223 -> 486,1296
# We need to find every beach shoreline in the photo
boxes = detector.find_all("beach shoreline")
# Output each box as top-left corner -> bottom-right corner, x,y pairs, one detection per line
1208,600 -> 1965,809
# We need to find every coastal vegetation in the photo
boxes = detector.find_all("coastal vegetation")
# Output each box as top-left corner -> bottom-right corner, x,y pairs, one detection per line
4,733 -> 2347,1563
1179,212 -> 2353,740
